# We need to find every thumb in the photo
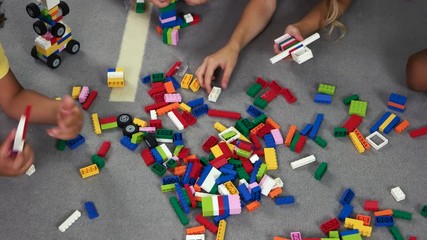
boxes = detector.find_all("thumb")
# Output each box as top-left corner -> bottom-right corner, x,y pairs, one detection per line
60,95 -> 75,111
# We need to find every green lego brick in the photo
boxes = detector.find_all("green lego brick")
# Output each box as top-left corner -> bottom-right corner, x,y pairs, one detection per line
314,162 -> 328,180
329,231 -> 340,238
236,148 -> 251,159
161,183 -> 176,192
237,167 -> 250,182
180,22 -> 191,29
235,118 -> 252,136
333,127 -> 348,137
166,159 -> 178,169
208,153 -> 215,161
392,209 -> 412,220
256,163 -> 267,182
162,28 -> 169,43
349,100 -> 368,117
151,73 -> 165,82
209,184 -> 218,194
314,136 -> 328,148
200,157 -> 209,166
343,94 -> 359,105
228,159 -> 242,167
101,122 -> 118,130
174,145 -> 183,156
254,97 -> 268,109
389,226 -> 403,240
196,201 -> 203,208
318,83 -> 336,96
91,155 -> 106,169
222,131 -> 236,141
56,139 -> 66,151
420,205 -> 427,217
247,83 -> 263,97
181,188 -> 191,206
151,163 -> 166,176
290,132 -> 301,151
169,196 -> 189,226
131,132 -> 144,144
159,2 -> 175,12
201,196 -> 214,216
156,129 -> 173,139
135,2 -> 145,13
252,114 -> 267,126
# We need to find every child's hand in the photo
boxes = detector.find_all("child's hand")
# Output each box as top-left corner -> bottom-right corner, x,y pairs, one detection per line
185,0 -> 207,6
0,129 -> 34,176
46,95 -> 83,140
149,0 -> 171,8
273,24 -> 304,57
196,44 -> 239,93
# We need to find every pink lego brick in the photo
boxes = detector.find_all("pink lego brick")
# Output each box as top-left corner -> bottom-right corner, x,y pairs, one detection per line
171,29 -> 179,46
159,16 -> 176,24
140,127 -> 156,133
271,129 -> 284,145
79,86 -> 90,104
228,195 -> 242,215
164,93 -> 182,103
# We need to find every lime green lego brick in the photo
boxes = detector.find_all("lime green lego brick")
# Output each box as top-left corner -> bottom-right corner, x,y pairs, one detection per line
167,28 -> 173,45
389,226 -> 403,240
222,131 -> 236,140
91,155 -> 106,169
174,145 -> 183,156
169,196 -> 189,226
236,148 -> 251,159
314,162 -> 328,180
156,129 -> 173,139
314,136 -> 328,148
256,163 -> 267,182
349,100 -> 368,117
131,132 -> 144,144
161,183 -> 176,192
343,94 -> 359,105
228,159 -> 242,167
247,83 -> 263,97
253,114 -> 267,126
290,132 -> 301,151
56,139 -> 66,151
101,122 -> 118,130
156,146 -> 168,161
201,196 -> 214,216
329,231 -> 340,238
318,83 -> 336,96
166,159 -> 178,169
341,234 -> 362,240
254,97 -> 268,109
392,209 -> 412,220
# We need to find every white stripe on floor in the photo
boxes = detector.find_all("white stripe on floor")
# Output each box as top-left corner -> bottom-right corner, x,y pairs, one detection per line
109,4 -> 152,102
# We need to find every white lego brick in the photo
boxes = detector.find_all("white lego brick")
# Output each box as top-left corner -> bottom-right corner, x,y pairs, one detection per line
186,234 -> 205,240
25,164 -> 36,176
291,46 -> 313,64
40,0 -> 60,10
58,210 -> 81,232
184,13 -> 194,23
156,138 -> 173,144
260,175 -> 275,196
136,0 -> 145,2
208,86 -> 222,102
218,184 -> 230,196
239,179 -> 249,188
366,131 -> 388,150
212,196 -> 219,216
273,177 -> 284,189
35,36 -> 52,50
13,115 -> 26,152
274,33 -> 292,44
290,155 -> 316,169
150,110 -> 158,120
194,192 -> 217,198
167,111 -> 184,131
200,167 -> 221,192
107,71 -> 124,79
159,144 -> 173,159
270,32 -> 320,64
218,127 -> 241,143
249,154 -> 259,164
176,63 -> 188,78
391,187 -> 406,202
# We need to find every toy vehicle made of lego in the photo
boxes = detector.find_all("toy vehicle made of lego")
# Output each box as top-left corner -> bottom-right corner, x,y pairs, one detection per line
26,1 -> 69,38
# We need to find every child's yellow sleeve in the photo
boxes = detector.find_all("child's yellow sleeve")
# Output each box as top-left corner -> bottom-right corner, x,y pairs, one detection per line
0,43 -> 10,79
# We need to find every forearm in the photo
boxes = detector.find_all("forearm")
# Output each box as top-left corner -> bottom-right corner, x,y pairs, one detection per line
293,0 -> 352,37
226,0 -> 276,52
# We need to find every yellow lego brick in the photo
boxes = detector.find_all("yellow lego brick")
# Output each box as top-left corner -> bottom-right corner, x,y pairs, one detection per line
214,122 -> 227,132
189,78 -> 201,92
179,102 -> 191,112
344,218 -> 364,229
349,132 -> 365,153
133,118 -> 147,127
226,142 -> 235,152
54,97 -> 61,101
224,181 -> 239,195
48,5 -> 59,14
181,73 -> 193,89
379,113 -> 396,132
172,25 -> 181,30
80,164 -> 99,179
216,220 -> 227,240
236,130 -> 251,143
71,86 -> 81,99
91,113 -> 102,135
107,78 -> 125,87
357,225 -> 372,237
264,148 -> 278,170
210,144 -> 223,158
115,67 -> 124,72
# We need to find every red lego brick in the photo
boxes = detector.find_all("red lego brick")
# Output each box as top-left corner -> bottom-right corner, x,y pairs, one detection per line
240,158 -> 254,174
236,140 -> 253,152
172,109 -> 189,129
364,200 -> 379,211
144,101 -> 168,113
409,126 -> 427,138
99,116 -> 117,125
295,135 -> 307,153
280,88 -> 297,104
141,148 -> 155,166
184,184 -> 197,208
269,80 -> 283,93
217,195 -> 225,216
181,111 -> 197,126
189,161 -> 203,179
256,77 -> 269,88
250,133 -> 262,149
218,142 -> 233,159
195,214 -> 218,234
151,82 -> 164,88
257,124 -> 274,138
165,61 -> 182,77
178,148 -> 191,159
409,236 -> 417,240
149,119 -> 162,128
97,141 -> 111,157
202,136 -> 219,153
22,106 -> 31,139
253,149 -> 264,156
210,156 -> 228,169
152,92 -> 165,103
343,115 -> 363,133
320,217 -> 340,235
82,90 -> 98,110
207,109 -> 241,120
261,90 -> 279,103
148,85 -> 166,96
190,14 -> 201,25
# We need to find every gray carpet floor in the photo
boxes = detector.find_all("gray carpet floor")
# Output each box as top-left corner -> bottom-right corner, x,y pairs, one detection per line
0,0 -> 426,239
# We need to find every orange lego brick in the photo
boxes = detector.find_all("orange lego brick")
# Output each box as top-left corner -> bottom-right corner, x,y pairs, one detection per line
266,118 -> 281,129
250,123 -> 265,135
353,128 -> 371,150
186,225 -> 206,235
164,81 -> 176,94
174,166 -> 187,176
356,214 -> 371,226
268,187 -> 283,198
193,183 -> 202,192
245,200 -> 261,213
374,209 -> 393,216
156,26 -> 163,35
273,237 -> 289,240
156,102 -> 180,115
285,125 -> 297,147
395,119 -> 409,133
183,155 -> 197,163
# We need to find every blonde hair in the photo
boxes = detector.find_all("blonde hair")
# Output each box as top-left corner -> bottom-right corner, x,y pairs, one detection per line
322,0 -> 347,40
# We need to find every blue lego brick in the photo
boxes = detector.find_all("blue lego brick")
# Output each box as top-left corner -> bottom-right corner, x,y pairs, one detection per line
120,136 -> 139,151
314,93 -> 332,104
197,165 -> 213,187
160,17 -> 184,28
173,132 -> 184,146
387,105 -> 405,113
187,97 -> 204,108
339,188 -> 355,205
275,196 -> 295,205
188,178 -> 196,185
300,124 -> 313,136
58,32 -> 72,45
141,75 -> 151,84
383,115 -> 401,134
264,134 -> 276,148
182,162 -> 193,185
108,68 -> 116,72
246,105 -> 264,118
309,113 -> 324,139
220,164 -> 234,170
191,104 -> 209,118
162,176 -> 180,185
341,229 -> 359,236
215,174 -> 235,185
66,134 -> 85,150
251,186 -> 261,201
375,216 -> 394,227
166,76 -> 181,90
388,93 -> 407,105
370,111 -> 392,133
213,212 -> 230,225
222,196 -> 230,216
338,204 -> 353,221
237,184 -> 252,203
84,201 -> 99,219
250,160 -> 261,184
150,148 -> 163,164
159,10 -> 177,19
219,167 -> 236,177
175,183 -> 190,214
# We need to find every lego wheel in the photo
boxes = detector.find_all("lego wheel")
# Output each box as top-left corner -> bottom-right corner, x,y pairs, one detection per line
51,23 -> 66,38
26,3 -> 40,18
66,40 -> 80,54
117,113 -> 133,128
47,54 -> 61,69
33,20 -> 47,35
58,1 -> 70,16
31,46 -> 39,60
123,124 -> 139,138
144,133 -> 158,149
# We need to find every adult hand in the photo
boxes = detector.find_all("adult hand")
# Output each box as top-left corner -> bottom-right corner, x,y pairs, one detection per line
185,0 -> 207,6
0,129 -> 34,176
149,0 -> 170,8
46,95 -> 83,140
273,24 -> 304,56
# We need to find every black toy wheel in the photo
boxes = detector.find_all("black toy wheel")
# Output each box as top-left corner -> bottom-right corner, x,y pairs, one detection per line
47,54 -> 61,69
117,114 -> 133,128
66,39 -> 80,54
31,46 -> 39,60
123,124 -> 139,138
33,20 -> 47,35
58,1 -> 70,16
51,23 -> 66,38
26,3 -> 40,18
144,133 -> 158,149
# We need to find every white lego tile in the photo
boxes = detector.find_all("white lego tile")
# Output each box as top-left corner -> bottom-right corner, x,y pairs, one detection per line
391,187 -> 406,202
290,155 -> 316,169
366,131 -> 388,150
58,210 -> 81,232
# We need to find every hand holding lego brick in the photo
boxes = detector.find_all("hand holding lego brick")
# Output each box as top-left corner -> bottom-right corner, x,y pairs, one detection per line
273,24 -> 304,57
46,96 -> 83,140
0,129 -> 34,176
148,0 -> 171,8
